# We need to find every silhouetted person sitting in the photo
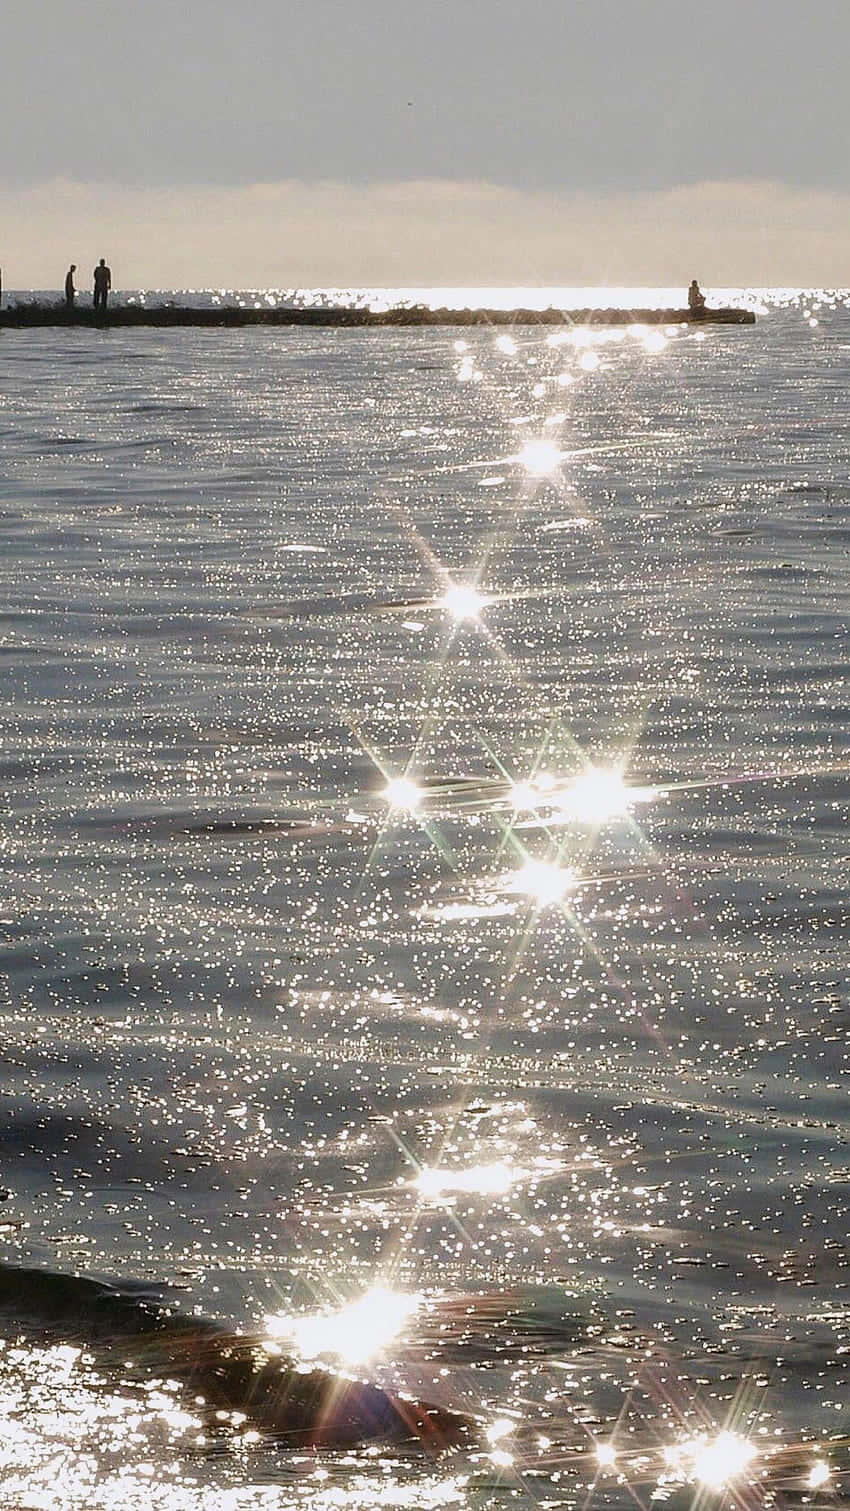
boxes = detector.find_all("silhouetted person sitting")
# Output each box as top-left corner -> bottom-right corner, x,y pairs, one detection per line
64,264 -> 76,309
688,278 -> 706,313
93,258 -> 112,314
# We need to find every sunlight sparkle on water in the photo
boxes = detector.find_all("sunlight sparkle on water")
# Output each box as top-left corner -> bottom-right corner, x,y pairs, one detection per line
507,769 -> 559,812
416,1162 -> 519,1198
510,767 -> 650,824
669,1432 -> 758,1488
457,354 -> 482,383
557,766 -> 631,823
487,1417 -> 517,1445
515,440 -> 563,476
509,779 -> 542,811
383,776 -> 423,812
641,329 -> 668,355
508,859 -> 577,906
808,1461 -> 831,1488
511,768 -> 661,827
0,1341 -> 204,1509
266,1287 -> 421,1365
489,1448 -> 515,1468
439,584 -> 488,620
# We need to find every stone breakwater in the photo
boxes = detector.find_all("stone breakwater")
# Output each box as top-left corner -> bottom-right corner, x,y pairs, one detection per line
0,302 -> 756,328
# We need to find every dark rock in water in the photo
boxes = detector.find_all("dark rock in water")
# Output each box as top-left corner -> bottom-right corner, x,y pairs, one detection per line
0,1265 -> 475,1449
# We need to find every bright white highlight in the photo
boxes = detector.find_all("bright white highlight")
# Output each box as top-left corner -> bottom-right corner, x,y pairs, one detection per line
523,768 -> 661,827
383,776 -> 423,812
487,1417 -> 517,1445
670,1432 -> 758,1488
489,1444 -> 516,1468
440,584 -> 488,620
557,766 -> 630,823
457,354 -> 482,383
495,334 -> 518,355
489,1448 -> 515,1468
808,1462 -> 830,1489
509,780 -> 541,811
596,1441 -> 617,1467
508,859 -> 576,906
515,439 -> 563,476
266,1287 -> 420,1365
416,1162 -> 518,1198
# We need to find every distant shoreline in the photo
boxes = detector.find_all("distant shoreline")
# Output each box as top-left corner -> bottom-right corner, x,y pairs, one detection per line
0,302 -> 756,329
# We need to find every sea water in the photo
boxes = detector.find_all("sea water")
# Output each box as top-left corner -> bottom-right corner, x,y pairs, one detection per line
0,291 -> 847,1509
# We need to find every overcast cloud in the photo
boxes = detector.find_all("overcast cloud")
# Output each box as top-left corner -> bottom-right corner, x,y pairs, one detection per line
4,178 -> 848,290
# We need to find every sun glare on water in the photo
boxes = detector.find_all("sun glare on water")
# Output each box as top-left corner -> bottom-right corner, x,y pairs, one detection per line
440,584 -> 488,620
557,766 -> 631,822
509,767 -> 658,824
383,776 -> 423,812
415,1161 -> 520,1198
641,328 -> 668,354
515,439 -> 563,476
667,1432 -> 758,1488
509,779 -> 542,811
508,859 -> 577,906
266,1287 -> 421,1365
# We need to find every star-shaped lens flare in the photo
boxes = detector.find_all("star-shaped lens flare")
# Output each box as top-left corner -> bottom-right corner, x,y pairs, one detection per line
506,859 -> 577,907
439,584 -> 489,621
514,439 -> 564,476
266,1287 -> 421,1366
382,776 -> 423,813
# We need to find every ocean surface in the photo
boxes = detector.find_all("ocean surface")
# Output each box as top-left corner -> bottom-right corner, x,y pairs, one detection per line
0,288 -> 848,1509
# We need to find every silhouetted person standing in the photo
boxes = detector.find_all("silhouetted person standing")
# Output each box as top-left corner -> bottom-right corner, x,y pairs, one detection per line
93,258 -> 111,314
64,264 -> 76,309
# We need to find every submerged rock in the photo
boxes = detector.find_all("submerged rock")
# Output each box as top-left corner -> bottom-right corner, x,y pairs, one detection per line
0,1264 -> 475,1449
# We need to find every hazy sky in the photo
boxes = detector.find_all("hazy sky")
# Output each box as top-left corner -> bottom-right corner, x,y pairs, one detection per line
3,0 -> 849,286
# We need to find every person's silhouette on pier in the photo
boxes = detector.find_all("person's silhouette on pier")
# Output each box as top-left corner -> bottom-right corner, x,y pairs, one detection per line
64,265 -> 76,309
688,278 -> 706,314
93,258 -> 111,314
